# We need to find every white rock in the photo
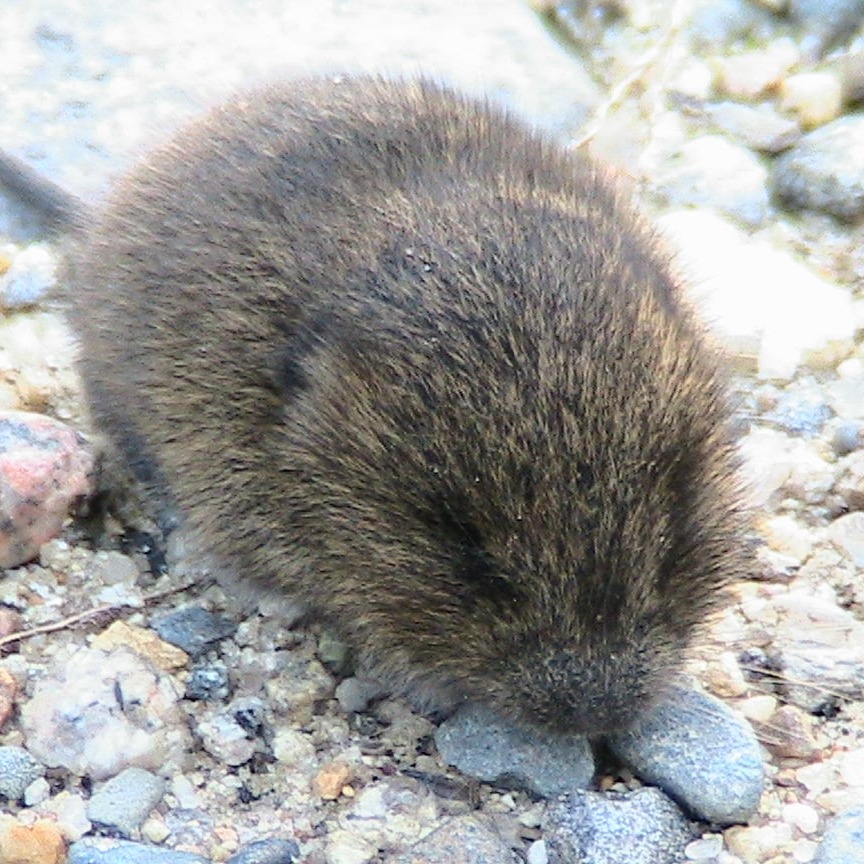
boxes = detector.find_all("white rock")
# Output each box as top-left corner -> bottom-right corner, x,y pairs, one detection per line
325,830 -> 378,864
839,748 -> 864,787
39,790 -> 92,842
827,512 -> 864,567
737,695 -> 778,723
20,646 -> 190,781
761,515 -> 813,562
659,210 -> 856,380
197,711 -> 255,767
527,839 -> 548,864
23,777 -> 50,806
712,38 -> 800,100
781,801 -> 820,834
272,728 -> 317,771
739,428 -> 835,507
780,72 -> 843,129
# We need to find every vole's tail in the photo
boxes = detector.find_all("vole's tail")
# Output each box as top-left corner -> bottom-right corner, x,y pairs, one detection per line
0,150 -> 87,230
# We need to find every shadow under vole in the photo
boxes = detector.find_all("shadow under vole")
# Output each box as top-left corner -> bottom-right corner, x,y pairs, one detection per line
4,76 -> 750,735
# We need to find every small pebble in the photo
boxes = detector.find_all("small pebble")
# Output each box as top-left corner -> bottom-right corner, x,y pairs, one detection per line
324,832 -> 376,864
0,814 -> 65,864
0,744 -> 45,800
526,839 -> 548,864
684,834 -> 724,861
0,667 -> 18,726
654,135 -> 769,226
317,630 -> 353,676
773,590 -> 864,711
150,606 -> 238,657
711,39 -> 798,100
24,776 -> 51,806
314,761 -> 353,800
607,687 -> 764,824
0,410 -> 95,568
334,677 -> 387,713
67,837 -> 210,864
782,802 -> 820,835
226,838 -> 301,864
385,814 -> 514,864
814,806 -> 864,863
41,790 -> 92,842
763,705 -> 819,759
773,116 -> 864,219
434,703 -> 594,798
87,767 -> 166,837
789,0 -> 864,57
92,621 -> 190,673
832,420 -> 862,455
185,661 -> 231,701
764,395 -> 833,437
779,72 -> 843,129
703,101 -> 801,153
0,242 -> 57,309
544,787 -> 693,864
197,708 -> 257,767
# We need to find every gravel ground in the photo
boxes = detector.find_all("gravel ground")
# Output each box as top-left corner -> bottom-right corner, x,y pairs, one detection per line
2,1 -> 864,863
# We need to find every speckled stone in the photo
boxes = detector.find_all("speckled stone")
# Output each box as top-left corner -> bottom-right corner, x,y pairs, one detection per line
68,837 -> 210,864
385,815 -> 515,864
19,645 -> 191,781
86,767 -> 166,837
434,703 -> 594,798
543,787 -> 693,864
150,606 -> 238,657
607,687 -> 764,824
0,410 -> 95,568
773,116 -> 864,219
0,745 -> 45,800
185,662 -> 231,701
814,806 -> 864,863
226,838 -> 301,864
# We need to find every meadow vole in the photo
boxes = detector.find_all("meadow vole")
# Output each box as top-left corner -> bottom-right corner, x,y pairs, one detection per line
1,76 -> 749,734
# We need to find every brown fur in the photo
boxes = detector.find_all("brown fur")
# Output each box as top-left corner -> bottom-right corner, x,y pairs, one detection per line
12,76 -> 750,734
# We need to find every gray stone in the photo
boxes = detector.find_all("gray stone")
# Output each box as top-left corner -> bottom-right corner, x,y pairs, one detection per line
434,703 -> 593,798
773,116 -> 864,219
150,606 -> 237,657
704,102 -> 801,154
0,745 -> 45,800
385,814 -> 516,864
832,421 -> 863,456
764,396 -> 833,437
814,806 -> 864,863
688,0 -> 774,47
227,838 -> 300,864
655,135 -> 769,227
335,677 -> 387,713
68,837 -> 209,864
789,0 -> 864,57
813,807 -> 864,864
87,767 -> 166,837
185,661 -> 231,701
543,787 -> 693,864
607,687 -> 763,825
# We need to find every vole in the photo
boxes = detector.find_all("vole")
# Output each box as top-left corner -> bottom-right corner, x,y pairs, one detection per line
0,76 -> 749,734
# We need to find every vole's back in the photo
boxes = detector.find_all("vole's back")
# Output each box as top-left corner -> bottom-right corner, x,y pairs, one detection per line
64,76 -> 747,733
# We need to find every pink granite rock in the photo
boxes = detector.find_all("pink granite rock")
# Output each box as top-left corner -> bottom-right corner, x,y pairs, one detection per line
0,411 -> 95,568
